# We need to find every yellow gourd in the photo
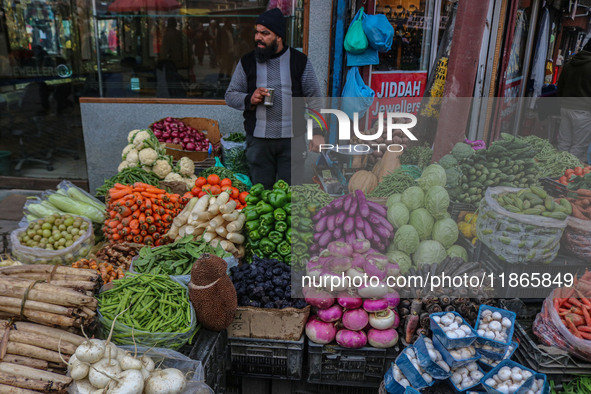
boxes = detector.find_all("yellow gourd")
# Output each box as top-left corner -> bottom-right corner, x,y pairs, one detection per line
348,171 -> 378,194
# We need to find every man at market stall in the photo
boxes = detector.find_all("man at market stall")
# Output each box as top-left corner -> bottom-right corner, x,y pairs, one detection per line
556,37 -> 591,164
225,8 -> 325,188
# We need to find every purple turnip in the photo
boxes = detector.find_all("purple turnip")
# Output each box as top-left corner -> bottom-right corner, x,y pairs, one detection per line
367,328 -> 398,348
328,241 -> 353,257
306,316 -> 337,344
342,309 -> 369,331
336,329 -> 367,348
317,304 -> 342,323
337,291 -> 363,310
352,239 -> 371,253
303,287 -> 334,310
363,298 -> 389,313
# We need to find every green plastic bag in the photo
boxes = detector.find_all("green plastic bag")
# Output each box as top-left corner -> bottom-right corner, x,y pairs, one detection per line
344,8 -> 368,54
214,157 -> 253,189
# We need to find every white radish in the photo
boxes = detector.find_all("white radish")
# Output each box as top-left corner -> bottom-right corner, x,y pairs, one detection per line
140,367 -> 151,380
106,369 -> 144,394
89,358 -> 121,389
219,199 -> 237,214
144,368 -> 187,394
75,338 -> 106,364
119,354 -> 143,370
141,355 -> 155,372
71,358 -> 90,381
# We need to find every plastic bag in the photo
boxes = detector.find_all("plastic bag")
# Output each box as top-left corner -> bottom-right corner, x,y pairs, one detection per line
10,215 -> 94,265
221,136 -> 249,174
362,13 -> 394,52
97,277 -> 198,350
561,216 -> 591,260
346,46 -> 379,67
68,346 -> 213,394
344,8 -> 368,54
341,67 -> 375,119
533,288 -> 591,362
214,157 -> 253,189
476,187 -> 567,264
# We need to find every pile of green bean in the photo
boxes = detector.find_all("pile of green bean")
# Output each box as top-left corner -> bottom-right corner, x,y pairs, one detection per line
98,274 -> 197,349
291,184 -> 333,207
368,169 -> 416,197
96,167 -> 161,197
522,135 -> 583,178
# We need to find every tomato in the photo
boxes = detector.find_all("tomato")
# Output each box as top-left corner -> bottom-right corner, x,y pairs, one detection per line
239,191 -> 249,205
559,176 -> 568,185
210,185 -> 222,195
197,191 -> 207,198
191,186 -> 202,196
207,174 -> 220,185
201,184 -> 212,193
566,169 -> 575,178
220,178 -> 232,187
584,167 -> 591,175
221,185 -> 233,194
575,167 -> 584,177
230,187 -> 240,199
195,177 -> 207,187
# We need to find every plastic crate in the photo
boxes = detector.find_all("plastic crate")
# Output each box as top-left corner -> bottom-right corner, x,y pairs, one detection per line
307,340 -> 399,388
540,177 -> 569,198
188,329 -> 227,394
449,201 -> 477,221
481,359 -> 536,394
474,305 -> 516,354
228,335 -> 304,380
430,311 -> 477,349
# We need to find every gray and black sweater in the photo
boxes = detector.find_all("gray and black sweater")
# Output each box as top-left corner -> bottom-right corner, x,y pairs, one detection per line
225,46 -> 321,139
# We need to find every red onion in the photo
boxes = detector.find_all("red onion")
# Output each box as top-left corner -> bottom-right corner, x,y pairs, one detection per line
185,142 -> 196,150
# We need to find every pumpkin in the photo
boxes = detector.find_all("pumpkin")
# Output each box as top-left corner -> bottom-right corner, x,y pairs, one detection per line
348,170 -> 378,194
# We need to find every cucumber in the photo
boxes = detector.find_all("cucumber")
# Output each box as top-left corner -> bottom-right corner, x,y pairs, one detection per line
523,208 -> 543,215
544,197 -> 556,211
541,211 -> 568,220
504,205 -> 521,213
530,186 -> 548,199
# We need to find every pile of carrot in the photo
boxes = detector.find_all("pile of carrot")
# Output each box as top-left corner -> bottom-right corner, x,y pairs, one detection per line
553,270 -> 591,340
566,189 -> 591,220
72,258 -> 125,283
102,182 -> 189,245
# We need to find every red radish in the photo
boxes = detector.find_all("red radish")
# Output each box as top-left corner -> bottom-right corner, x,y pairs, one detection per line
317,304 -> 343,323
337,292 -> 363,310
306,316 -> 337,344
342,309 -> 369,331
363,298 -> 388,313
336,329 -> 367,348
367,328 -> 398,348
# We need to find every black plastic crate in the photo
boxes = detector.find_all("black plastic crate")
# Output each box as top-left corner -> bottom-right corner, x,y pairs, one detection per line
228,336 -> 305,380
457,233 -> 482,262
307,340 -> 400,388
449,200 -> 477,221
294,381 -> 381,394
540,177 -> 569,198
188,329 -> 228,394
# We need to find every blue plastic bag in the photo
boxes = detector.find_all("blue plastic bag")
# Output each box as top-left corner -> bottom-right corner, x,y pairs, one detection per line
341,67 -> 375,119
362,13 -> 394,52
344,8 -> 368,54
346,46 -> 379,67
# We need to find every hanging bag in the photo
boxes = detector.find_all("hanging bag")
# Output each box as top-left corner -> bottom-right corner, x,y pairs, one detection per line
341,66 -> 375,119
362,13 -> 394,52
344,7 -> 369,54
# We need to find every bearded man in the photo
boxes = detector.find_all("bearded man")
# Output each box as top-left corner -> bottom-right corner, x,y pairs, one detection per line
225,8 -> 324,188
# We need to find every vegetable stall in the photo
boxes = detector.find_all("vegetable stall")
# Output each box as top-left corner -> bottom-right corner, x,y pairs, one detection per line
1,114 -> 591,393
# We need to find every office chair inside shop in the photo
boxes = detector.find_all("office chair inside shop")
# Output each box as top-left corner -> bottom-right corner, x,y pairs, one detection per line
11,82 -> 54,174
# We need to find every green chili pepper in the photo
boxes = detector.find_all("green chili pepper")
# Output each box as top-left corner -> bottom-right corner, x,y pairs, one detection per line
244,209 -> 259,221
269,190 -> 287,208
268,231 -> 283,244
283,254 -> 292,265
249,229 -> 261,241
273,208 -> 287,222
293,241 -> 308,255
277,240 -> 291,256
255,201 -> 274,215
261,190 -> 272,203
245,194 -> 260,205
250,184 -> 264,197
245,220 -> 260,233
259,223 -> 273,237
273,180 -> 289,192
275,221 -> 288,232
260,238 -> 276,255
283,203 -> 291,216
260,212 -> 275,226
252,249 -> 263,258
270,252 -> 283,262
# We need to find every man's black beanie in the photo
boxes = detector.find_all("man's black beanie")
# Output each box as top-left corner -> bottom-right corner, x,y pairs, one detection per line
256,8 -> 286,40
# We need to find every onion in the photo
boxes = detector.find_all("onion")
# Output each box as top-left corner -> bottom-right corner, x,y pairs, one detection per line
317,304 -> 342,323
363,298 -> 388,313
367,328 -> 398,348
336,329 -> 367,348
342,308 -> 369,331
171,131 -> 179,138
337,291 -> 363,310
186,142 -> 196,151
306,316 -> 337,344
153,130 -> 162,138
369,309 -> 396,329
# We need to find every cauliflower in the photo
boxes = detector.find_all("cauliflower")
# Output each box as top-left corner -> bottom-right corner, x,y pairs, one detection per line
127,129 -> 141,143
184,174 -> 197,190
142,165 -> 152,172
152,159 -> 172,179
118,161 -> 131,172
164,172 -> 184,182
121,144 -> 134,160
126,149 -> 139,165
139,148 -> 159,166
177,157 -> 195,176
132,130 -> 152,149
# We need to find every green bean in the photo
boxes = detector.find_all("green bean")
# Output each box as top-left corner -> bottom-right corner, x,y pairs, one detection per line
368,168 -> 416,197
95,167 -> 161,196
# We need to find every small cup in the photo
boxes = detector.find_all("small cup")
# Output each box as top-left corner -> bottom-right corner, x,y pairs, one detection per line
264,88 -> 275,106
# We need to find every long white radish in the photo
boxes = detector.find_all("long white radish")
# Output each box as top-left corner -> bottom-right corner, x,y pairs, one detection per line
219,200 -> 237,215
226,214 -> 246,233
222,211 -> 240,222
226,232 -> 245,244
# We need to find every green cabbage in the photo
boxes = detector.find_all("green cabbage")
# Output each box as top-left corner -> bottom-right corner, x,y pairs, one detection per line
417,164 -> 447,191
413,240 -> 447,266
387,203 -> 410,230
447,245 -> 468,262
401,186 -> 424,211
387,242 -> 398,254
387,251 -> 413,274
432,218 -> 459,248
451,142 -> 475,161
387,193 -> 402,207
394,225 -> 420,255
425,186 -> 450,219
445,167 -> 462,189
409,208 -> 434,241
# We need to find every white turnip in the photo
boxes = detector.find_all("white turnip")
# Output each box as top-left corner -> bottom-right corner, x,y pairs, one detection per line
88,358 -> 121,389
106,369 -> 144,394
144,368 -> 187,394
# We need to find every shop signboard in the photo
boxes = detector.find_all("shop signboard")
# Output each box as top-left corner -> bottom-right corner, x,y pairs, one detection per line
367,71 -> 427,128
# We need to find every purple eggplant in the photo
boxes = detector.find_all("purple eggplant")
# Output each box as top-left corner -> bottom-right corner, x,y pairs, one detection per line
333,227 -> 343,239
327,215 -> 336,231
348,197 -> 358,216
374,225 -> 392,241
335,211 -> 347,227
355,190 -> 370,217
371,232 -> 381,245
364,220 -> 374,241
343,194 -> 352,212
344,217 -> 355,233
314,232 -> 323,242
355,216 -> 365,231
355,229 -> 365,239
315,216 -> 329,233
368,213 -> 394,233
345,232 -> 356,244
312,207 -> 330,222
327,197 -> 345,211
318,230 -> 333,247
367,201 -> 387,216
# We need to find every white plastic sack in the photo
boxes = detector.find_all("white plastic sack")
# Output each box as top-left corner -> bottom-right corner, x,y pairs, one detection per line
562,216 -> 591,261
